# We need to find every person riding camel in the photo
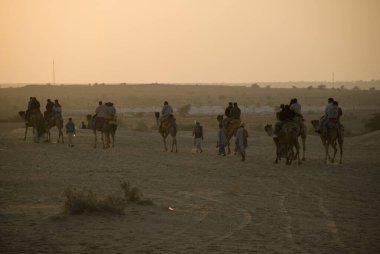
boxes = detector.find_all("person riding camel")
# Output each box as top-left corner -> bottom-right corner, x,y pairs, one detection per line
52,99 -> 62,120
318,98 -> 337,135
290,98 -> 302,117
44,99 -> 54,120
159,101 -> 174,130
105,102 -> 117,123
25,97 -> 34,122
274,104 -> 296,136
26,97 -> 40,122
223,102 -> 233,128
94,101 -> 109,129
230,102 -> 241,120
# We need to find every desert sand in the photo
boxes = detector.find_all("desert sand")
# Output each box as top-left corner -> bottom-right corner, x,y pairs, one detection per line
0,120 -> 379,254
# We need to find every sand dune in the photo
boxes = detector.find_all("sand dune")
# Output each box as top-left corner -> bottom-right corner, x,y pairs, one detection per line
0,122 -> 379,253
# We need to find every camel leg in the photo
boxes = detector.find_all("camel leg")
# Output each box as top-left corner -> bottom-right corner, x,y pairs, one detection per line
302,135 -> 306,161
296,142 -> 301,165
59,128 -> 64,144
171,136 -> 177,153
331,142 -> 337,163
338,139 -> 343,164
111,132 -> 115,147
24,126 -> 28,141
94,130 -> 97,148
325,141 -> 330,164
101,131 -> 106,149
163,136 -> 168,152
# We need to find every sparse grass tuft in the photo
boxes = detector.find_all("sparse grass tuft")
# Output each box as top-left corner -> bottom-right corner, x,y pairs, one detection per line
63,189 -> 126,215
120,181 -> 154,205
63,181 -> 153,215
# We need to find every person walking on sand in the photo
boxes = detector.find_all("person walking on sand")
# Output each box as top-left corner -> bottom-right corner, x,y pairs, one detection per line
65,117 -> 76,147
192,121 -> 203,153
235,122 -> 248,161
216,124 -> 227,156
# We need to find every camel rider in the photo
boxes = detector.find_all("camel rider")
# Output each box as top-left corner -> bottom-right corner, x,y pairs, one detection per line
274,104 -> 296,136
230,102 -> 241,120
334,101 -> 344,131
225,102 -> 233,118
160,101 -> 173,120
334,101 -> 343,122
318,98 -> 337,135
290,98 -> 302,117
26,97 -> 40,122
44,99 -> 54,120
276,104 -> 285,120
223,102 -> 233,128
52,99 -> 62,120
95,101 -> 110,129
25,97 -> 34,122
106,102 -> 117,123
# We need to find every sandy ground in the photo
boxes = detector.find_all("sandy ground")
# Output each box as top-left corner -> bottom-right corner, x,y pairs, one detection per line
0,122 -> 379,253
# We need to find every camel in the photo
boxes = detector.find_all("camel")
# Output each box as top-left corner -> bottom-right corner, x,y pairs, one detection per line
264,122 -> 301,165
18,110 -> 45,142
90,115 -> 111,149
45,114 -> 64,143
155,113 -> 177,152
311,119 -> 343,164
216,114 -> 241,154
87,114 -> 117,148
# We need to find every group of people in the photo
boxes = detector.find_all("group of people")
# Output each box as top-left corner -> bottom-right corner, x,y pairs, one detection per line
223,102 -> 242,128
274,98 -> 304,136
192,119 -> 248,161
24,97 -> 76,147
23,96 -> 342,156
25,97 -> 63,123
94,101 -> 117,129
192,101 -> 248,162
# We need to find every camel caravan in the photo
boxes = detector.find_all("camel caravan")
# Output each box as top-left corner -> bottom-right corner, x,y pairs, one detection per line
18,96 -> 344,164
19,98 -> 118,149
264,97 -> 343,165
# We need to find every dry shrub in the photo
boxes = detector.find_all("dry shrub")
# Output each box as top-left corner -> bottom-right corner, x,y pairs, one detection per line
63,182 -> 153,215
63,189 -> 126,215
120,181 -> 153,205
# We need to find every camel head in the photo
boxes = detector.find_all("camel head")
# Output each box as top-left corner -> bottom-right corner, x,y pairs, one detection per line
18,111 -> 26,121
264,124 -> 273,136
310,120 -> 319,130
217,114 -> 223,123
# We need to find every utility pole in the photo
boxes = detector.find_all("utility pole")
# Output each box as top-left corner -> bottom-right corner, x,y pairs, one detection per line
332,72 -> 334,89
53,59 -> 55,85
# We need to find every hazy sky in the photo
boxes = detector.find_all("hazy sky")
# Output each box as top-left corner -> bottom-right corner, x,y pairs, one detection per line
1,0 -> 379,84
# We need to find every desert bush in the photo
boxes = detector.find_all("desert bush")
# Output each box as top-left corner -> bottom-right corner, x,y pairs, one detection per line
63,189 -> 126,215
63,181 -> 153,215
120,181 -> 153,205
365,113 -> 380,131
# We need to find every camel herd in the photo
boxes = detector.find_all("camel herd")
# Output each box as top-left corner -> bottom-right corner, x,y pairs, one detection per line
18,110 -> 343,164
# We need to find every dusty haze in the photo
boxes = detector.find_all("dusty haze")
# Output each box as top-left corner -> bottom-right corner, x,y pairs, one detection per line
1,0 -> 380,85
